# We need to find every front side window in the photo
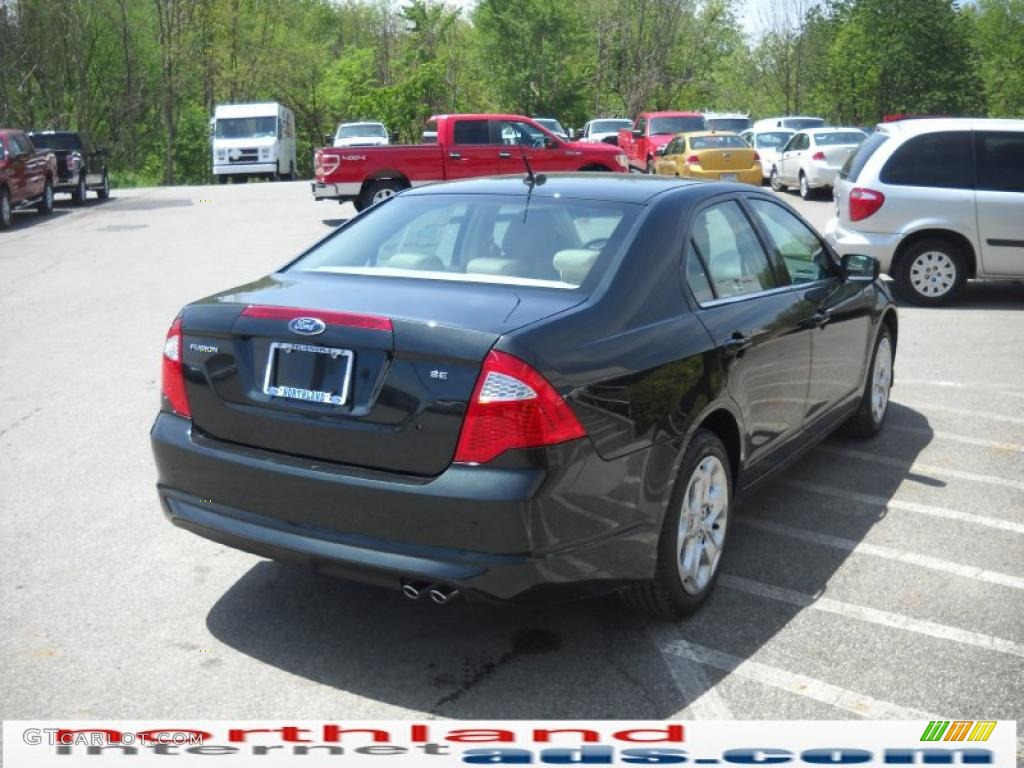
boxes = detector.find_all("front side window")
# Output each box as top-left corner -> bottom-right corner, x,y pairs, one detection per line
880,131 -> 973,189
292,195 -> 639,290
976,131 -> 1024,193
690,201 -> 777,300
500,120 -> 546,147
749,199 -> 831,284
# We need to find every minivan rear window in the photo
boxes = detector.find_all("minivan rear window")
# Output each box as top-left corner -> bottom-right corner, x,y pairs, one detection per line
879,131 -> 973,189
292,195 -> 640,290
839,132 -> 888,183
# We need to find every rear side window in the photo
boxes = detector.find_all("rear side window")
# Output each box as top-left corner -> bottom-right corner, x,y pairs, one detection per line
880,131 -> 973,189
839,131 -> 889,182
452,120 -> 490,145
749,199 -> 831,284
690,201 -> 777,300
976,132 -> 1024,193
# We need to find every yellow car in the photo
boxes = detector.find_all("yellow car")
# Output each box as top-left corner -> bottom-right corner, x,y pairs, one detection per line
654,131 -> 763,185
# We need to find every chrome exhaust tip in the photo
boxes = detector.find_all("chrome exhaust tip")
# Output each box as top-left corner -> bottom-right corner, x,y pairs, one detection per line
401,581 -> 428,600
429,585 -> 460,605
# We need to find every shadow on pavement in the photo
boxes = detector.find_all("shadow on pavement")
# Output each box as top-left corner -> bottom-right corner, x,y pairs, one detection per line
206,403 -> 935,718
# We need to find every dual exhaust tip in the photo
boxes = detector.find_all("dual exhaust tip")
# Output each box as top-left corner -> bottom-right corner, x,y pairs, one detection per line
401,580 -> 459,605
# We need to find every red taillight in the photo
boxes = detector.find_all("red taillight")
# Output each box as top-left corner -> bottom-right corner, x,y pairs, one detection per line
315,150 -> 339,178
849,187 -> 886,222
454,351 -> 586,464
753,151 -> 761,162
161,318 -> 191,418
812,151 -> 826,161
686,155 -> 701,165
241,305 -> 392,332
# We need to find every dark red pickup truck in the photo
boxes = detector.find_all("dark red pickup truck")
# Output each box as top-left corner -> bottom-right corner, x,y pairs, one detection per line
0,129 -> 57,229
312,113 -> 629,210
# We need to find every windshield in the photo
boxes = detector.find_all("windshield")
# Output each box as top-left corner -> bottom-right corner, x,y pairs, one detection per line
814,131 -> 866,146
215,116 -> 277,139
782,118 -> 825,130
690,134 -> 748,150
291,194 -> 640,290
536,119 -> 565,135
338,123 -> 387,138
755,132 -> 794,149
590,120 -> 631,134
650,116 -> 706,135
706,118 -> 751,133
28,133 -> 83,151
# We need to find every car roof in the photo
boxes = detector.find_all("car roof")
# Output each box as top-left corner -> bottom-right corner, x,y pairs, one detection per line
641,111 -> 703,118
878,117 -> 1024,136
802,127 -> 865,135
401,173 -> 712,205
676,130 -> 742,139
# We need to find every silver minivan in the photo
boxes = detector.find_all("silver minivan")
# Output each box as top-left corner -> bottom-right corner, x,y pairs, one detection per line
826,118 -> 1024,304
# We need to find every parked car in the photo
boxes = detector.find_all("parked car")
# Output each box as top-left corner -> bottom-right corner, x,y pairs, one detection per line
533,117 -> 569,141
826,118 -> 1024,305
703,112 -> 752,133
0,129 -> 56,230
771,128 -> 867,199
27,130 -> 110,204
580,118 -> 633,144
211,102 -> 297,183
618,112 -> 708,173
753,116 -> 826,132
332,121 -> 390,147
152,173 -> 897,617
654,131 -> 762,185
312,113 -> 628,210
740,128 -> 795,181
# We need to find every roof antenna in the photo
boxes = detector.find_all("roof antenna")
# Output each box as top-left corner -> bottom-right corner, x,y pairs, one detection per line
518,140 -> 536,186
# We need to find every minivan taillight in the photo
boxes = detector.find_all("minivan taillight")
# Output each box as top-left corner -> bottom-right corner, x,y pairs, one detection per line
161,318 -> 191,418
454,351 -> 586,464
849,187 -> 886,222
811,151 -> 826,161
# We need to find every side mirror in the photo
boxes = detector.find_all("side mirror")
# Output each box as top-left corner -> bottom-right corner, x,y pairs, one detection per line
841,253 -> 880,282
631,129 -> 643,138
388,132 -> 399,144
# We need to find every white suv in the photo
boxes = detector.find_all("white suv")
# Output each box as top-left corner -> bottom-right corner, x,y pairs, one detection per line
826,118 -> 1024,305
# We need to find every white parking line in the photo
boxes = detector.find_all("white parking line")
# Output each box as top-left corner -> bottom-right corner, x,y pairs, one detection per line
885,425 -> 1024,454
719,575 -> 1024,659
778,478 -> 1024,535
819,446 -> 1024,492
645,623 -> 734,719
892,400 -> 1024,426
657,638 -> 938,719
736,516 -> 1024,591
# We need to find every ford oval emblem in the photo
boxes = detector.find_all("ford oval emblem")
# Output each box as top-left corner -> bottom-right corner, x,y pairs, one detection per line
288,317 -> 326,336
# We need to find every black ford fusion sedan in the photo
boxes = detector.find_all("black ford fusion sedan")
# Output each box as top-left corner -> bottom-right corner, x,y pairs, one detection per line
151,174 -> 896,618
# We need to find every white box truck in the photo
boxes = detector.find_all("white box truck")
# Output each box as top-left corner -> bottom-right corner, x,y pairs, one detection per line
211,102 -> 297,183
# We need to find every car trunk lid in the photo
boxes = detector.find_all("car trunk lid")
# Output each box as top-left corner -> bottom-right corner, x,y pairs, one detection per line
697,147 -> 758,171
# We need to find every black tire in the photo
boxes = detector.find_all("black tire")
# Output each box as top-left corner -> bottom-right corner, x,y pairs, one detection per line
0,187 -> 12,230
799,172 -> 814,200
359,179 -> 404,210
770,166 -> 785,192
72,173 -> 87,205
843,326 -> 894,438
37,180 -> 54,215
893,238 -> 966,306
218,175 -> 228,185
619,429 -> 733,619
97,171 -> 110,200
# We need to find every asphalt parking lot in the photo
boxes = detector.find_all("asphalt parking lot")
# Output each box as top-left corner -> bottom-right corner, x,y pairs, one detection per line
1,182 -> 1022,734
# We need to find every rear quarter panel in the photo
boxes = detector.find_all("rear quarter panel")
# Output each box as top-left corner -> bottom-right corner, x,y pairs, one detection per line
321,145 -> 445,185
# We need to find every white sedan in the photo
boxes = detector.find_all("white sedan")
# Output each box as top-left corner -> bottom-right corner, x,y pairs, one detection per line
770,127 -> 867,199
740,129 -> 795,181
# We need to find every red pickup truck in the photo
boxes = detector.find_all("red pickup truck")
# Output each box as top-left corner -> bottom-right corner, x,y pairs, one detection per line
618,112 -> 707,173
0,129 -> 57,229
312,113 -> 629,210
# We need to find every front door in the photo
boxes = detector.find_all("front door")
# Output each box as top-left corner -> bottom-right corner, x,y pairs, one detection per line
444,118 -> 499,180
779,133 -> 807,185
975,130 -> 1024,277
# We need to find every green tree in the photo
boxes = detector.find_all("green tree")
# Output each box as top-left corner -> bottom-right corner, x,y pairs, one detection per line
972,0 -> 1024,116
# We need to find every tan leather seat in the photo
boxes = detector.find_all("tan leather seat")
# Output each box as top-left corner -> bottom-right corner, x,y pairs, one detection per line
552,249 -> 599,285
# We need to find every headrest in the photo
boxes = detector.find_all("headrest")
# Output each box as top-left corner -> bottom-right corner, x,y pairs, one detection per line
552,249 -> 599,285
465,257 -> 523,276
381,252 -> 445,271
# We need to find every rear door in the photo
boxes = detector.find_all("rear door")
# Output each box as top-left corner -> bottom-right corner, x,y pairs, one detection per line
974,130 -> 1024,276
684,197 -> 814,481
443,118 -> 498,179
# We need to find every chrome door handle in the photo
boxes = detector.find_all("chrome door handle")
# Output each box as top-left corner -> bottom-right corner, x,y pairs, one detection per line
448,151 -> 462,159
722,333 -> 753,354
499,151 -> 512,159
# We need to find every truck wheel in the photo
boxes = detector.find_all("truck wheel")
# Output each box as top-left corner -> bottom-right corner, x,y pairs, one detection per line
359,180 -> 404,209
97,172 -> 110,201
72,173 -> 87,205
0,188 -> 12,230
37,180 -> 54,215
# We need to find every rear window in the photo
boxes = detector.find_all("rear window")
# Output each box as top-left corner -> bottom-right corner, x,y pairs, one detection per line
690,134 -> 748,150
28,133 -> 83,151
814,131 -> 865,146
839,131 -> 889,183
782,118 -> 825,130
452,120 -> 490,145
291,195 -> 640,290
880,131 -> 973,189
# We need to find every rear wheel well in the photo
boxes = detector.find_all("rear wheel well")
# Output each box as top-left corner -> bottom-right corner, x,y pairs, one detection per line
893,229 -> 977,279
359,172 -> 410,198
696,409 -> 741,482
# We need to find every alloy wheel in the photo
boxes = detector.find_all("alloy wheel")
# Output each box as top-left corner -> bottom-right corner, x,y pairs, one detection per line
871,336 -> 892,424
676,455 -> 729,595
909,250 -> 957,298
372,187 -> 396,204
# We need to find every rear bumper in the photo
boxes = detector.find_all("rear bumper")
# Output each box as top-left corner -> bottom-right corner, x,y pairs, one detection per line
150,413 -> 659,602
311,181 -> 361,200
824,217 -> 901,271
687,167 -> 763,185
213,163 -> 277,175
